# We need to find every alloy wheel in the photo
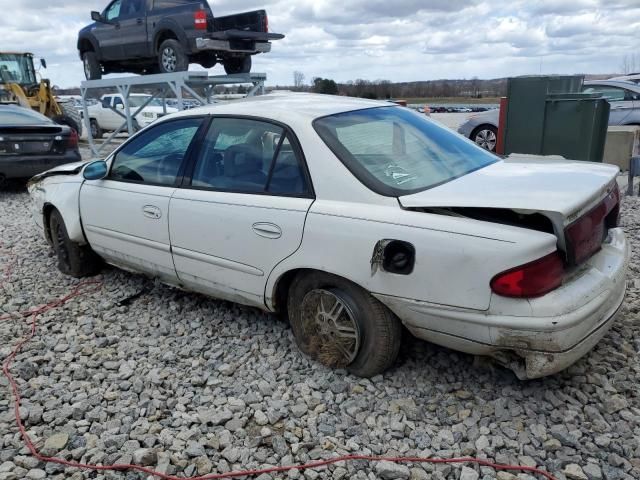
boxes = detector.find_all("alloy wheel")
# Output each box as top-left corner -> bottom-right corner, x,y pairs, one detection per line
474,129 -> 497,151
300,289 -> 361,367
162,48 -> 177,72
84,57 -> 91,79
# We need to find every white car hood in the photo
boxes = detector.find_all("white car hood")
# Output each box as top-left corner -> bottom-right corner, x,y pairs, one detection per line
399,155 -> 619,224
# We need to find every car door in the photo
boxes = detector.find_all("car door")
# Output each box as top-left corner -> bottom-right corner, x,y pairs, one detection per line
80,117 -> 205,284
93,0 -> 125,61
100,96 -> 122,130
117,0 -> 148,57
583,84 -> 634,125
169,117 -> 315,308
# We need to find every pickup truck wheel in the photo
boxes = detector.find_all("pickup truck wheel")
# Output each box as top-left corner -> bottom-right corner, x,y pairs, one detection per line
83,52 -> 102,80
158,39 -> 189,74
49,209 -> 101,278
90,119 -> 103,139
288,272 -> 402,378
224,56 -> 251,75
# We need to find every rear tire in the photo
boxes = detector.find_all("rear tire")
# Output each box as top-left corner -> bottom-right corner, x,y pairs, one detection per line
158,39 -> 189,74
288,272 -> 402,378
224,56 -> 251,75
49,209 -> 101,278
83,51 -> 102,80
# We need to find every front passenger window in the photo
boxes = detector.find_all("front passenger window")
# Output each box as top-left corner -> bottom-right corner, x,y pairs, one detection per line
110,118 -> 202,186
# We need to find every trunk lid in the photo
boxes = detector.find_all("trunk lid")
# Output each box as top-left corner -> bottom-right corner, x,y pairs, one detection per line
399,156 -> 618,223
399,156 -> 620,263
0,126 -> 67,155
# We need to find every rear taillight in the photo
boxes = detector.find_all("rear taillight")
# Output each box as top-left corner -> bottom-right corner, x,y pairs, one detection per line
68,129 -> 78,149
491,252 -> 565,298
565,183 -> 619,265
263,14 -> 269,32
194,10 -> 207,30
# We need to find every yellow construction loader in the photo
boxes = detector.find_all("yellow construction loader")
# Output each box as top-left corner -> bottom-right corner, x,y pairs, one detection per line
0,52 -> 82,135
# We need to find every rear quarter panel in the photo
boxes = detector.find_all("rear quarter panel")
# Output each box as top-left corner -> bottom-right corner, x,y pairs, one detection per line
266,201 -> 559,311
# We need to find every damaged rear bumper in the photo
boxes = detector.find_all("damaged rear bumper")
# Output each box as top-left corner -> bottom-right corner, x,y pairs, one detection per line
374,228 -> 629,379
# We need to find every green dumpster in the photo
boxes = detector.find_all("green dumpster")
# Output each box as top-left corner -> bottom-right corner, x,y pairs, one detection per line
503,76 -> 611,162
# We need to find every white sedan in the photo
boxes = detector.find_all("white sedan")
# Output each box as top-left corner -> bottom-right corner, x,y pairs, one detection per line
28,93 -> 629,379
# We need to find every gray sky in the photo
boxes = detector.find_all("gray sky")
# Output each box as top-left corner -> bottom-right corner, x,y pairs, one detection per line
0,0 -> 638,88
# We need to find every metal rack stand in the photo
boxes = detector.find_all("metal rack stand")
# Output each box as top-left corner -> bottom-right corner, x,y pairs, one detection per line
80,71 -> 266,156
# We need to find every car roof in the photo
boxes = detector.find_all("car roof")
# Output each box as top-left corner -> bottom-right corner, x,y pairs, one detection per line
169,92 -> 393,124
584,80 -> 640,91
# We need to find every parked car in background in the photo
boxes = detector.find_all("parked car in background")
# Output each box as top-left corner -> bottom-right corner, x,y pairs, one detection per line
83,93 -> 179,138
29,93 -> 628,380
0,105 -> 80,184
78,0 -> 284,80
609,73 -> 640,85
459,80 -> 640,152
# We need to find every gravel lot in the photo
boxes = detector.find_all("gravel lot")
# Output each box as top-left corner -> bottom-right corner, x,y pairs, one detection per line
0,183 -> 639,480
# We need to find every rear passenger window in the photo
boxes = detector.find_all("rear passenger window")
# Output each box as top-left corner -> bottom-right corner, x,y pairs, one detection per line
191,118 -> 309,196
267,137 -> 308,195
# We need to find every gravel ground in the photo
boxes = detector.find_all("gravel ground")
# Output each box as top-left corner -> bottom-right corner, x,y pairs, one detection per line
0,185 -> 639,480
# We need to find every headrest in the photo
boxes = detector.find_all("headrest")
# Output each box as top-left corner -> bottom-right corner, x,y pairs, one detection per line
224,145 -> 262,177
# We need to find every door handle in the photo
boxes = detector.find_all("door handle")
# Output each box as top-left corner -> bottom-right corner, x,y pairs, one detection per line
142,205 -> 162,219
136,18 -> 143,25
252,222 -> 282,239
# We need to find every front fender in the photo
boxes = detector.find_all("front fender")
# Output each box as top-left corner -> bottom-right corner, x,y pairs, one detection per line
77,33 -> 100,60
31,178 -> 87,245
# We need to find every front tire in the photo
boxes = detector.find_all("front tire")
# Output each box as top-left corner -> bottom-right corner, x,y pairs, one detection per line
53,103 -> 83,137
224,56 -> 251,75
288,272 -> 402,377
49,210 -> 101,278
158,39 -> 189,74
471,125 -> 498,152
83,51 -> 102,80
90,119 -> 103,139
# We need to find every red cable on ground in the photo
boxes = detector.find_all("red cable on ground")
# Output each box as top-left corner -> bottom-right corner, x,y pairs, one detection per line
1,275 -> 560,480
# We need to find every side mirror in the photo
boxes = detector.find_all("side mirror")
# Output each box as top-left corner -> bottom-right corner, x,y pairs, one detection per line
116,103 -> 124,110
40,58 -> 47,69
91,11 -> 104,22
83,160 -> 108,181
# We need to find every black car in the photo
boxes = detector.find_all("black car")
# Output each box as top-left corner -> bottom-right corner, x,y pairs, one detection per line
0,106 -> 81,183
77,0 -> 284,80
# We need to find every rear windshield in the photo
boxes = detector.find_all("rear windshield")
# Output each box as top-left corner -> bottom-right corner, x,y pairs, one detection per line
314,106 -> 497,196
0,108 -> 52,126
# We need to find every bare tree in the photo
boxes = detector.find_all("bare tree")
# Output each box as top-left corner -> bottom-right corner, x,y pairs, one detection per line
293,71 -> 306,89
620,54 -> 640,74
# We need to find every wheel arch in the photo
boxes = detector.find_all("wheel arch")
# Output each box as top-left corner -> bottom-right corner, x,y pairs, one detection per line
267,267 -> 368,315
470,123 -> 498,137
78,35 -> 100,60
37,182 -> 88,246
153,23 -> 188,53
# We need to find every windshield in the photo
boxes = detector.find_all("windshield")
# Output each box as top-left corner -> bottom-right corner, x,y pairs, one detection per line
0,54 -> 37,86
314,106 -> 498,196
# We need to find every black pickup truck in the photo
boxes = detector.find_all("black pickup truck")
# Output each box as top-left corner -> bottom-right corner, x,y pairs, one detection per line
77,0 -> 284,80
